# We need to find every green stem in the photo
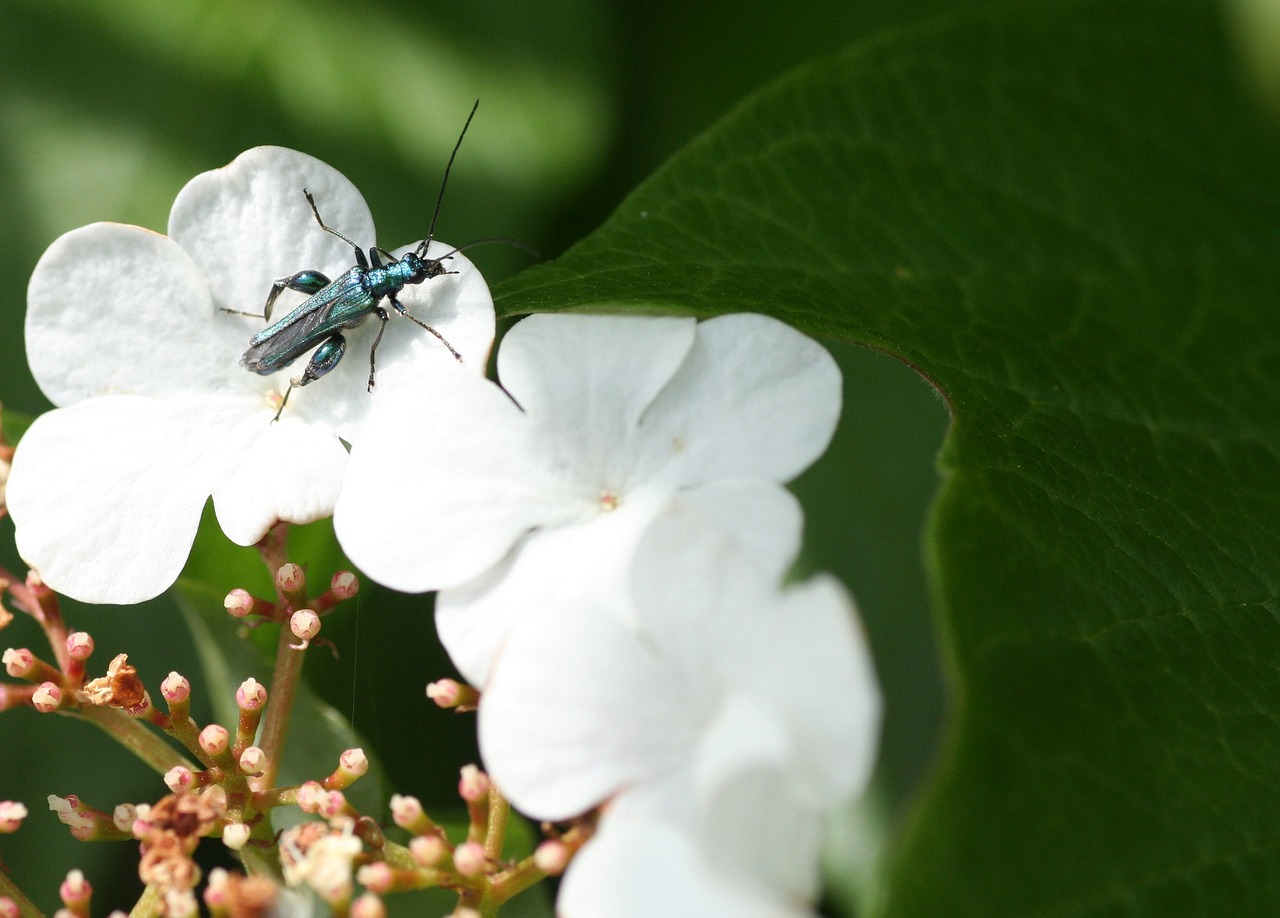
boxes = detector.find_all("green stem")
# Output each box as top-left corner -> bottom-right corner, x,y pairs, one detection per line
129,884 -> 164,918
255,624 -> 305,790
0,863 -> 44,918
74,706 -> 195,775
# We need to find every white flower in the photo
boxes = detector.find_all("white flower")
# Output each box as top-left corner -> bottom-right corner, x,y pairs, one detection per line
479,502 -> 882,915
7,146 -> 493,604
334,311 -> 840,684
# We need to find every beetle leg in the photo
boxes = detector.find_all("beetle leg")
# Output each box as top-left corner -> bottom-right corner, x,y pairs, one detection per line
263,269 -> 331,323
303,189 -> 367,267
273,333 -> 347,422
367,307 -> 390,391
388,295 -> 463,362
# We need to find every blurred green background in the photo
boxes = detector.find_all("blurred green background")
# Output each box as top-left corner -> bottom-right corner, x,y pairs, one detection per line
0,0 -> 955,912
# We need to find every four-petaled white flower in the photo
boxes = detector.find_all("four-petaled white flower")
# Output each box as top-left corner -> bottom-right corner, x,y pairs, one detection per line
334,311 -> 841,685
480,502 -> 881,917
7,147 -> 493,604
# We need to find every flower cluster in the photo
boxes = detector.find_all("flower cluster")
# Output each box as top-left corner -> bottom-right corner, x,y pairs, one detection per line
7,147 -> 493,604
4,147 -> 881,914
336,310 -> 882,912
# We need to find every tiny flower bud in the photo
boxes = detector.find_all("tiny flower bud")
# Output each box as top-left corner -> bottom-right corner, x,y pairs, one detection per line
330,571 -> 359,600
276,562 -> 305,594
161,672 -> 190,703
65,632 -> 94,661
350,892 -> 385,918
339,748 -> 367,778
112,804 -> 137,833
239,746 -> 265,775
389,794 -> 425,829
534,839 -> 569,875
236,678 -> 267,710
204,868 -> 230,908
60,869 -> 91,907
164,766 -> 195,793
224,588 -> 255,618
426,678 -> 480,710
32,681 -> 63,712
453,841 -> 487,877
317,790 -> 347,819
0,605 -> 12,631
0,801 -> 28,833
296,781 -> 326,814
0,897 -> 18,918
458,764 -> 490,802
3,647 -> 33,677
199,725 -> 230,757
222,822 -> 251,850
354,862 -> 393,895
47,795 -> 95,835
289,609 -> 320,649
409,833 -> 447,867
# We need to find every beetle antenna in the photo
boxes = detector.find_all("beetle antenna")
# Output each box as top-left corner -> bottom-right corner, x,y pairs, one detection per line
416,99 -> 480,259
434,236 -> 541,261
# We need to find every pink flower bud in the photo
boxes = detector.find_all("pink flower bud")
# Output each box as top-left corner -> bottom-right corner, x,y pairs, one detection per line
354,862 -> 393,894
276,563 -> 305,594
289,609 -> 320,649
32,682 -> 62,712
296,781 -> 326,813
112,805 -> 137,833
409,833 -> 447,867
224,588 -> 255,617
222,823 -> 251,850
65,632 -> 94,661
60,869 -> 91,905
458,764 -> 490,802
0,897 -> 19,918
0,801 -> 28,834
453,841 -> 487,877
534,839 -> 569,875
389,794 -> 424,829
330,571 -> 359,600
199,725 -> 230,757
239,747 -> 265,775
164,767 -> 194,793
350,892 -> 385,918
2,647 -> 33,678
339,748 -> 368,779
161,672 -> 190,702
236,678 -> 267,711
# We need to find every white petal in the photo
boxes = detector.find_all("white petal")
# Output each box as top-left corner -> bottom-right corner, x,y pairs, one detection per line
694,695 -> 825,903
334,367 -> 577,594
6,396 -> 259,604
558,812 -> 810,918
25,224 -> 254,405
478,591 -> 692,820
680,479 -> 804,587
435,485 -> 673,685
169,146 -> 376,319
635,313 -> 842,486
212,416 -> 350,546
496,314 -> 696,488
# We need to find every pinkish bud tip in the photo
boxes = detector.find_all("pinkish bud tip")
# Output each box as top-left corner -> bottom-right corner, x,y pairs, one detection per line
65,632 -> 94,661
275,563 -> 305,593
32,682 -> 62,712
161,672 -> 191,703
199,725 -> 230,757
236,678 -> 267,710
223,588 -> 255,618
458,764 -> 490,802
330,571 -> 360,599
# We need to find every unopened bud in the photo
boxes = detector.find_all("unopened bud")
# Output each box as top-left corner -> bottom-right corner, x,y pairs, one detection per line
409,833 -> 447,867
164,766 -> 195,793
276,563 -> 305,594
239,747 -> 265,775
350,892 -> 385,918
453,841 -> 486,877
0,897 -> 19,918
289,609 -> 320,649
426,678 -> 480,710
65,632 -> 94,661
199,725 -> 230,757
223,588 -> 255,618
534,839 -> 569,875
330,571 -> 359,600
458,764 -> 490,802
0,801 -> 28,833
354,863 -> 393,895
112,804 -> 137,833
222,822 -> 251,850
60,869 -> 91,907
161,672 -> 190,703
3,647 -> 33,678
32,682 -> 63,712
236,678 -> 267,710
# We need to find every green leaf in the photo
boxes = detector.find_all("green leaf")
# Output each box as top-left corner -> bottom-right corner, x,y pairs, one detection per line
498,0 -> 1280,913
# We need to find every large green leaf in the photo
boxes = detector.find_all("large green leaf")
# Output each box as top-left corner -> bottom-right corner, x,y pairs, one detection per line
496,0 -> 1280,913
